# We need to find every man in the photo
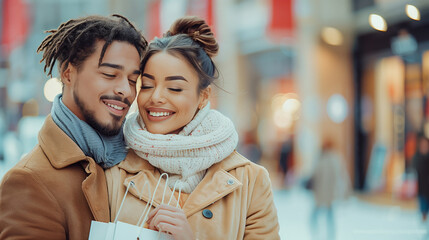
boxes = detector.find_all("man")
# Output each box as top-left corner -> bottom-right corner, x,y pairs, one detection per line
0,15 -> 147,239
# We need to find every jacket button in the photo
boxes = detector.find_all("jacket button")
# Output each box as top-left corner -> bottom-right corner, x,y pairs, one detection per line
227,179 -> 234,185
202,209 -> 213,219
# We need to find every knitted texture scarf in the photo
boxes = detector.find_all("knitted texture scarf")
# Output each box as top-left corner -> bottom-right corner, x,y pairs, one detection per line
123,103 -> 239,193
51,94 -> 127,168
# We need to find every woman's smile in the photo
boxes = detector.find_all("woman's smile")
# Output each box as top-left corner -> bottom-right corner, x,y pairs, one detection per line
146,108 -> 175,122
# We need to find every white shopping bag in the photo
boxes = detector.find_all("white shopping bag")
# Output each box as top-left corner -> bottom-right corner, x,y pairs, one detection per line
113,221 -> 174,240
88,221 -> 115,240
88,220 -> 174,240
88,173 -> 182,240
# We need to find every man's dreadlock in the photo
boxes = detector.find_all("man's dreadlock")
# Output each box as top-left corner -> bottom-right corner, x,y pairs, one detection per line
37,14 -> 147,77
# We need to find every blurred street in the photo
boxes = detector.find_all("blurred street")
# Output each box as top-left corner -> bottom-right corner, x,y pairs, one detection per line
274,187 -> 426,240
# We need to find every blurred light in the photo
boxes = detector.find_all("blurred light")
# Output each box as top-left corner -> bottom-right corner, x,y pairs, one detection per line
321,27 -> 343,46
369,14 -> 387,32
327,94 -> 348,123
271,93 -> 300,129
271,93 -> 299,112
271,93 -> 288,112
282,98 -> 301,120
44,78 -> 62,102
406,4 -> 420,21
274,110 -> 293,129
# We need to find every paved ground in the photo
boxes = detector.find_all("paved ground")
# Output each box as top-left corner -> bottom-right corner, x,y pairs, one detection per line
273,187 -> 428,240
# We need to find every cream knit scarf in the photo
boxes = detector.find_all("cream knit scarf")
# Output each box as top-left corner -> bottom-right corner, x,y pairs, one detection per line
123,103 -> 238,193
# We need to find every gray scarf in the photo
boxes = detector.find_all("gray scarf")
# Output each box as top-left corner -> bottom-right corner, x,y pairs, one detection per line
51,94 -> 127,168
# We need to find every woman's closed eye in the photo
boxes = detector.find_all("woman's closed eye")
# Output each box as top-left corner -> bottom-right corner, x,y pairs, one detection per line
141,85 -> 153,89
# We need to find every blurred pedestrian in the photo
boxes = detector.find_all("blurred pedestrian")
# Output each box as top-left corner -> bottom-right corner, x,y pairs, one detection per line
309,139 -> 349,240
279,136 -> 294,187
0,14 -> 147,239
412,133 -> 429,229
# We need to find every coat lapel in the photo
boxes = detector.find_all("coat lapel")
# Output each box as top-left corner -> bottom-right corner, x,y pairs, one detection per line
39,115 -> 110,222
38,115 -> 87,168
81,159 -> 110,222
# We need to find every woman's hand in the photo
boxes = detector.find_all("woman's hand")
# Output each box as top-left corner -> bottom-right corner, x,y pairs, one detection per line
146,204 -> 194,240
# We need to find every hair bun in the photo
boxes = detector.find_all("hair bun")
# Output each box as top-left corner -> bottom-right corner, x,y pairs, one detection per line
168,16 -> 218,57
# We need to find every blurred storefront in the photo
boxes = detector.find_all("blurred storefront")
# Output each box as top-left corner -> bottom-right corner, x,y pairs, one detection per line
353,0 -> 429,199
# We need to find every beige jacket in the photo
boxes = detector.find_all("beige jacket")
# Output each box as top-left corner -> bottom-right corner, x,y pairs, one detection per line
0,116 -> 110,239
106,150 -> 280,240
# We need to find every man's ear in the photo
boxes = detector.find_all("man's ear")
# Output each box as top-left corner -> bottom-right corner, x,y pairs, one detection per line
199,86 -> 212,109
60,63 -> 75,86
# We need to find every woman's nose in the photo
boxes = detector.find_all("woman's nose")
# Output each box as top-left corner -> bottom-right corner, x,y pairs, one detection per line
150,87 -> 166,103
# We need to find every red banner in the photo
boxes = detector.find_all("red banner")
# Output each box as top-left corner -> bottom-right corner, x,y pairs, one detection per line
1,0 -> 30,57
268,0 -> 294,40
147,0 -> 162,40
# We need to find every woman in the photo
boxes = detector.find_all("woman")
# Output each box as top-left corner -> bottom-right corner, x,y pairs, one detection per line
106,16 -> 280,240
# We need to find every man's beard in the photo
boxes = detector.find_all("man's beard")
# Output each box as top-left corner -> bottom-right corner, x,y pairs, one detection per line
73,91 -> 123,136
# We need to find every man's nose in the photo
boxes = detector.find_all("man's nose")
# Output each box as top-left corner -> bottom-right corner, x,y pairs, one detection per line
114,77 -> 133,99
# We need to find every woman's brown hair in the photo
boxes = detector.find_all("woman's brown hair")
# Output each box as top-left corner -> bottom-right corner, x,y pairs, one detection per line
140,16 -> 219,92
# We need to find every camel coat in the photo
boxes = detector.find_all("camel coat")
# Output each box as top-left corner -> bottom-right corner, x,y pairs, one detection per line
0,116 -> 110,239
106,150 -> 280,240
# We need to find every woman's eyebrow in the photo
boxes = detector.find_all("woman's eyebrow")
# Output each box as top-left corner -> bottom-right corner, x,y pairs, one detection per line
165,76 -> 188,82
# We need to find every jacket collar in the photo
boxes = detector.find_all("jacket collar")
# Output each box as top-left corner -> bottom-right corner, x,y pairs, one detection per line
38,115 -> 110,222
38,115 -> 87,168
118,150 -> 250,217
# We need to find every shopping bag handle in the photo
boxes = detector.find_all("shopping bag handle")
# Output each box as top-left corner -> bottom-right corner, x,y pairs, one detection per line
138,173 -> 169,228
139,176 -> 183,240
114,180 -> 135,223
167,181 -> 182,209
136,182 -> 151,227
